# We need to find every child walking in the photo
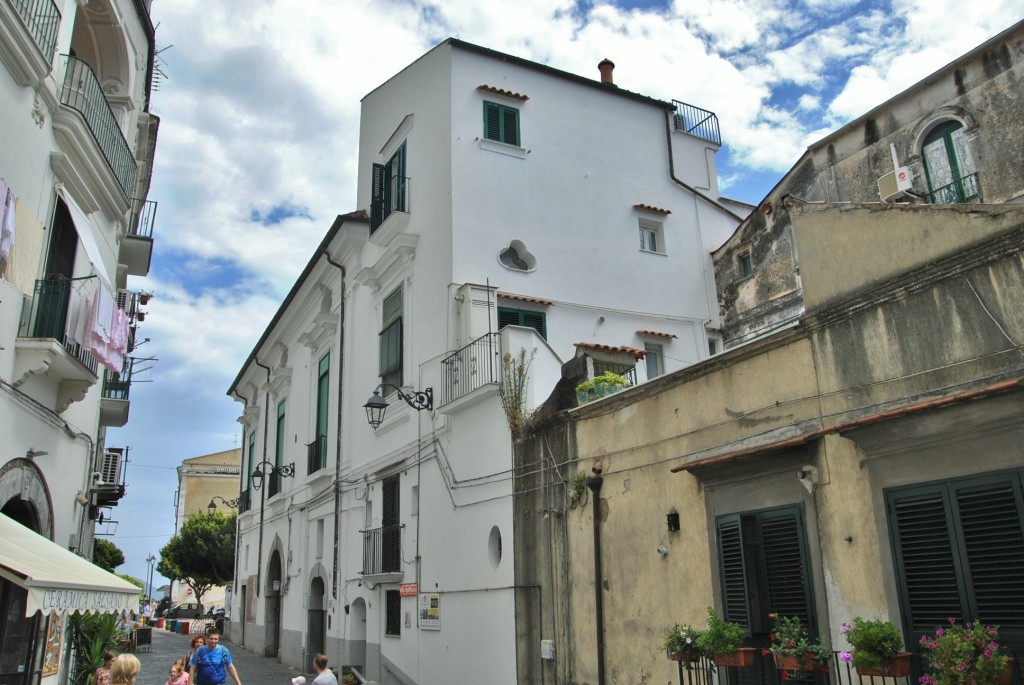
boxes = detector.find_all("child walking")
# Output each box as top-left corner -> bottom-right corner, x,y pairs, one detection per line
167,661 -> 189,685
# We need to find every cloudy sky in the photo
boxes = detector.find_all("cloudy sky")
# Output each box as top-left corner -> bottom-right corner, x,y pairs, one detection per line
106,0 -> 1023,588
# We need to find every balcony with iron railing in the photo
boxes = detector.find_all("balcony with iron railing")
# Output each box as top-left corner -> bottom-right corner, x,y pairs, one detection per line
20,277 -> 99,375
673,100 -> 721,146
9,0 -> 60,60
0,0 -> 59,84
238,488 -> 252,514
370,175 -> 410,235
307,435 -> 327,475
120,198 -> 158,277
439,332 -> 502,407
59,55 -> 138,198
360,524 -> 403,577
928,172 -> 981,204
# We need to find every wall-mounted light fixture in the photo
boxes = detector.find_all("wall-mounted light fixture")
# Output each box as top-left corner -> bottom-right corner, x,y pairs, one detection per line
666,508 -> 680,532
251,460 -> 295,491
208,495 -> 239,513
363,383 -> 433,428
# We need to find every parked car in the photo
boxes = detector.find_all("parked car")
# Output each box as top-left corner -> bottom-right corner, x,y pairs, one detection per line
165,603 -> 201,619
205,607 -> 225,618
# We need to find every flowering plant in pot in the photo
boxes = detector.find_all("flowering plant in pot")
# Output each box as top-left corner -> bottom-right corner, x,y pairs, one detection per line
697,607 -> 753,667
838,617 -> 910,676
918,619 -> 1011,685
767,614 -> 830,677
664,622 -> 704,661
576,371 -> 631,404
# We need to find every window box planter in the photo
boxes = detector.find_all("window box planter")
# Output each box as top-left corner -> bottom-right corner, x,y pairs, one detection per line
576,371 -> 631,404
774,653 -> 828,673
858,652 -> 912,678
668,648 -> 701,662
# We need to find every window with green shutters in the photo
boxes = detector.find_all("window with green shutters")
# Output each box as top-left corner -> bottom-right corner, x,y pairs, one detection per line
379,286 -> 403,389
886,470 -> 1024,653
371,142 -> 407,233
497,306 -> 546,339
716,505 -> 820,685
483,101 -> 520,146
271,399 -> 286,497
309,353 -> 329,474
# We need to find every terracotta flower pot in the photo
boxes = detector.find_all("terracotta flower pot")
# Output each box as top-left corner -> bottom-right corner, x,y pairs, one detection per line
774,652 -> 819,672
716,648 -> 756,668
858,652 -> 913,678
667,648 -> 700,662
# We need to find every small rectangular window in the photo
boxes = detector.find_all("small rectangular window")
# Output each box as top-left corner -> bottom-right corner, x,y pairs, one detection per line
385,589 -> 402,636
483,101 -> 520,146
639,219 -> 665,254
737,251 -> 753,278
645,343 -> 663,378
371,143 -> 407,233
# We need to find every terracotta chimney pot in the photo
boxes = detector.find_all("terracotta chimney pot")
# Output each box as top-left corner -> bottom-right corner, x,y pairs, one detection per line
598,58 -> 615,85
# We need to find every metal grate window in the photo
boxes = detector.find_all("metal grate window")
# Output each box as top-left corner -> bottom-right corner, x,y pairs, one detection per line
385,589 -> 401,636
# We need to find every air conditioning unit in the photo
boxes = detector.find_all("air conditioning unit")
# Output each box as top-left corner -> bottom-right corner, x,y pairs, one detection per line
878,166 -> 913,201
100,450 -> 122,485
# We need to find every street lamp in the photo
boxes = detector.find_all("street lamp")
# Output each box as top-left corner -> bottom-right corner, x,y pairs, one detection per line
363,383 -> 433,428
250,460 -> 295,491
207,495 -> 239,513
145,553 -> 155,605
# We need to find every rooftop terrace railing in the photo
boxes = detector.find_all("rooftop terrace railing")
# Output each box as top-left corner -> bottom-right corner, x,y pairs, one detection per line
673,99 -> 721,146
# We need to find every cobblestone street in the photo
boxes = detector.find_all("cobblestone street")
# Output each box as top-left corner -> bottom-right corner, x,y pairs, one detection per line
133,629 -> 306,685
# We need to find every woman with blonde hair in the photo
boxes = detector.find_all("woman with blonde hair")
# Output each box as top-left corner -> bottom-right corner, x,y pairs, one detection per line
110,653 -> 141,685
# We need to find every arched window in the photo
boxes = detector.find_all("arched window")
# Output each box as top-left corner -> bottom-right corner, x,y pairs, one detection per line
922,121 -> 980,203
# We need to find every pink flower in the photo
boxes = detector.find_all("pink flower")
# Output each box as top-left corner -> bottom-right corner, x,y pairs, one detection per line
840,652 -> 852,663
936,628 -> 945,637
840,623 -> 850,634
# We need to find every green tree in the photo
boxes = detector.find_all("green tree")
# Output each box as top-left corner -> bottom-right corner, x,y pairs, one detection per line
117,574 -> 144,589
158,511 -> 236,610
92,539 -> 125,572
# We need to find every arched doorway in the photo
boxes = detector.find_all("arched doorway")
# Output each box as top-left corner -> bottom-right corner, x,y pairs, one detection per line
265,551 -> 282,659
349,598 -> 366,672
0,499 -> 40,533
307,577 -> 325,660
0,459 -> 53,538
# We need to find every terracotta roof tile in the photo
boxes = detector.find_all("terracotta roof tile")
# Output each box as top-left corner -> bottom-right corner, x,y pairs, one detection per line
637,329 -> 678,339
477,85 -> 529,101
574,342 -> 647,360
633,203 -> 672,215
498,292 -> 552,306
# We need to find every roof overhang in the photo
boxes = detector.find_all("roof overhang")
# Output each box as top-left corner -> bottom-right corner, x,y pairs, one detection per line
0,515 -> 140,616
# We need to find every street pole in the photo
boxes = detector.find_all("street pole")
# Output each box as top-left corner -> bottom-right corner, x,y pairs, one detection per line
145,553 -> 156,605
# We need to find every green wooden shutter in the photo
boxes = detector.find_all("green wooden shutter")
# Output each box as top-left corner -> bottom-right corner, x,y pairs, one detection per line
370,163 -> 385,231
717,514 -> 752,628
759,508 -> 815,630
484,101 -> 502,141
497,307 -> 519,329
502,105 -> 519,145
521,311 -> 546,339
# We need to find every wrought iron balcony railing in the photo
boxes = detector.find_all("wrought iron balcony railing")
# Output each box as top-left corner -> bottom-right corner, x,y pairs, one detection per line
10,0 -> 60,62
928,172 -> 981,204
307,435 -> 327,475
129,198 -> 158,238
370,175 -> 410,234
60,55 -> 138,198
238,489 -> 252,514
361,524 -> 402,575
673,99 -> 721,146
102,356 -> 134,400
439,332 -> 501,406
23,277 -> 98,375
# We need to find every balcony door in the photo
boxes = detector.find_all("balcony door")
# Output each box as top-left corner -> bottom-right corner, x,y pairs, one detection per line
922,121 -> 979,203
382,476 -> 400,573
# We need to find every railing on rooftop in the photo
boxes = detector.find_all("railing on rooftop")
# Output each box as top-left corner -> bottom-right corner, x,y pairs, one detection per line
10,0 -> 60,63
928,172 -> 981,204
60,55 -> 138,198
439,332 -> 501,406
129,198 -> 158,238
23,277 -> 98,375
361,525 -> 402,575
673,100 -> 721,146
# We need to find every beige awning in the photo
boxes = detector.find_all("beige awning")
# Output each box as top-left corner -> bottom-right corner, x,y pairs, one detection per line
0,515 -> 141,616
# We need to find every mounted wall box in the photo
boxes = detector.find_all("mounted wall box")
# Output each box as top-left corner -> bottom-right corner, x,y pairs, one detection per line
541,640 -> 555,660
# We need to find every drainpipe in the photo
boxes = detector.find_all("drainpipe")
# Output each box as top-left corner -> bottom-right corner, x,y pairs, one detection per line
230,388 -> 249,598
255,358 -> 272,597
587,469 -> 606,685
323,253 -> 345,602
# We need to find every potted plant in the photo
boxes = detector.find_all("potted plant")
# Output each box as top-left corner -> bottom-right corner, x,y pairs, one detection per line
768,613 -> 830,676
697,607 -> 754,667
664,622 -> 703,661
918,619 -> 1011,685
838,617 -> 911,676
576,371 -> 631,404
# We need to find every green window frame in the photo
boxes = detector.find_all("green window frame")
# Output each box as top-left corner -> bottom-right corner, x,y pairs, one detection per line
922,121 -> 979,204
245,430 -> 256,507
371,142 -> 407,233
886,470 -> 1024,652
310,353 -> 329,474
497,306 -> 546,339
379,286 -> 403,389
271,399 -> 286,497
483,101 -> 520,146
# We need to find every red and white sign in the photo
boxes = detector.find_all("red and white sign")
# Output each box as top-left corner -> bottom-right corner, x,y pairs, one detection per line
399,583 -> 417,597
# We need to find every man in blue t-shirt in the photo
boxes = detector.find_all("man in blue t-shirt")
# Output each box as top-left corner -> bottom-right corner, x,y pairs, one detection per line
189,632 -> 242,685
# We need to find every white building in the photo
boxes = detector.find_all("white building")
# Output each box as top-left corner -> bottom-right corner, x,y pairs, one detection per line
0,0 -> 158,681
228,39 -> 740,684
